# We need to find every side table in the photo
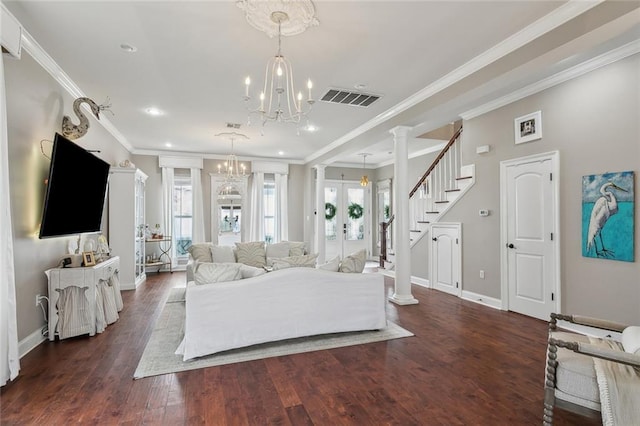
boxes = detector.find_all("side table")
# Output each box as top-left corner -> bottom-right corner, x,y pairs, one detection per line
145,237 -> 173,273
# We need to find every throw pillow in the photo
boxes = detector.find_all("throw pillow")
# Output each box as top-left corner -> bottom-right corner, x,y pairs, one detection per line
193,262 -> 243,285
316,255 -> 341,272
235,241 -> 267,268
339,249 -> 366,273
288,241 -> 306,256
622,326 -> 640,355
271,254 -> 319,271
188,243 -> 213,263
266,241 -> 290,259
211,245 -> 236,263
240,264 -> 267,279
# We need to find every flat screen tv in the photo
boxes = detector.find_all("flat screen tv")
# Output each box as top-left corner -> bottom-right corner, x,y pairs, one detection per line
39,133 -> 110,238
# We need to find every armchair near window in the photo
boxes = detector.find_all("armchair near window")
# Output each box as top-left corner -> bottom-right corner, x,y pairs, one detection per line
543,313 -> 640,425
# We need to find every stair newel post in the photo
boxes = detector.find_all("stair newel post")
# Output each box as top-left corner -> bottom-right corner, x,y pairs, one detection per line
389,126 -> 419,306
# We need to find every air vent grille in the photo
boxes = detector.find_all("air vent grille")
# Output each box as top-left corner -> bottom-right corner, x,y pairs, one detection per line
320,88 -> 381,108
226,122 -> 241,129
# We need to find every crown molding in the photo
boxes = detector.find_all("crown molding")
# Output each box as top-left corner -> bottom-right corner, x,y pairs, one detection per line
15,15 -> 134,153
131,148 -> 305,165
304,0 -> 602,164
460,39 -> 640,120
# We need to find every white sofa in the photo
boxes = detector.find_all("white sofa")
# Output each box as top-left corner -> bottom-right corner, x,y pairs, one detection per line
176,267 -> 386,361
186,241 -> 309,282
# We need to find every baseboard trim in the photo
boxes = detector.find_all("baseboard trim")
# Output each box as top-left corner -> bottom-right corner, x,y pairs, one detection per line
461,290 -> 502,310
378,270 -> 429,288
556,322 -> 623,340
412,276 -> 430,288
19,327 -> 46,359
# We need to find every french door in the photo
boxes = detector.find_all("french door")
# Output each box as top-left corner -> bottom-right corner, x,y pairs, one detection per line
324,181 -> 370,260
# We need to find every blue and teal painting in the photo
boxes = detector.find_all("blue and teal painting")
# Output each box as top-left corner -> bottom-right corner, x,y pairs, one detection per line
582,171 -> 634,261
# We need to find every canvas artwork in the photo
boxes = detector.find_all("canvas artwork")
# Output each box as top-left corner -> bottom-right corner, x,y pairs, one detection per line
582,171 -> 634,261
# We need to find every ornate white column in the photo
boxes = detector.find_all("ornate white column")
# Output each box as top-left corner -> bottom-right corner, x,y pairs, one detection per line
389,126 -> 418,305
315,164 -> 326,264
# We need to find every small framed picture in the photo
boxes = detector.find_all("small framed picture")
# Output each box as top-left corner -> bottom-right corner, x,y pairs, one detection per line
514,110 -> 542,144
83,251 -> 96,267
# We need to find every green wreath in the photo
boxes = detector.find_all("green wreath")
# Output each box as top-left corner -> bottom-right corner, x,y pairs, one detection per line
347,202 -> 364,220
325,202 -> 337,220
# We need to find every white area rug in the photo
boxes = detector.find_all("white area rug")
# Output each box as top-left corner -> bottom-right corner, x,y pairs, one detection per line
134,288 -> 413,379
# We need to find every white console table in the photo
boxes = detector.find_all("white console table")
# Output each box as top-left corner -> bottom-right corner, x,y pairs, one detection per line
46,256 -> 120,341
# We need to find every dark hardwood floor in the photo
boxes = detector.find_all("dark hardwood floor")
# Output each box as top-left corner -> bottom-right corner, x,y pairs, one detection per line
1,271 -> 598,425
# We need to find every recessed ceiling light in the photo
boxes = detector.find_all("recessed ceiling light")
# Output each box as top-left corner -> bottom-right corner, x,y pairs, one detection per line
120,43 -> 137,53
305,124 -> 317,132
145,107 -> 164,116
165,142 -> 172,147
278,151 -> 284,156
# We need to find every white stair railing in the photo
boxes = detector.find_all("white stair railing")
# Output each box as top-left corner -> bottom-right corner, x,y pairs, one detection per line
380,127 -> 465,267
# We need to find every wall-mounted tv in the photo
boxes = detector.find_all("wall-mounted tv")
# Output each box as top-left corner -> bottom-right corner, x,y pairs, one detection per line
39,133 -> 110,238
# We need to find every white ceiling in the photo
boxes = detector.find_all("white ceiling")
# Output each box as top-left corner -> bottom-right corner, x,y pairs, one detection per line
5,1 -> 639,167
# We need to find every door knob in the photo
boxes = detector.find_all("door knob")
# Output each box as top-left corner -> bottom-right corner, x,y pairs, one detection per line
432,237 -> 437,241
507,243 -> 515,249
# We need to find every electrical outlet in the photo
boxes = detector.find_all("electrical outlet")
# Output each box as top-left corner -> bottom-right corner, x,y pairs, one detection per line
479,270 -> 485,279
35,294 -> 46,306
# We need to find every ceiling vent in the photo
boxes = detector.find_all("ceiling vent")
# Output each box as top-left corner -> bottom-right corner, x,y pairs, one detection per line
226,122 -> 241,129
319,88 -> 381,108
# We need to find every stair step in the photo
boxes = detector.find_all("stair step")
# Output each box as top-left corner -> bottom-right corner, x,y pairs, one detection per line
434,200 -> 449,204
444,188 -> 461,193
456,176 -> 473,181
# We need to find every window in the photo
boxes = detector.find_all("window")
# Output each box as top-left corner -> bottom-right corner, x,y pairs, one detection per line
173,173 -> 192,258
263,179 -> 275,243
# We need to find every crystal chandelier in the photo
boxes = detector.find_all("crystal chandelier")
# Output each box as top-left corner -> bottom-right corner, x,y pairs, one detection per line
360,153 -> 370,187
215,132 -> 248,200
243,10 -> 315,131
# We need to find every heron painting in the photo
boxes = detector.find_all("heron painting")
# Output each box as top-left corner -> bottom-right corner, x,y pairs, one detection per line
582,171 -> 634,261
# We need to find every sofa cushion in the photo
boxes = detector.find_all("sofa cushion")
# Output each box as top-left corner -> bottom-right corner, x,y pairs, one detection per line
188,243 -> 213,263
235,241 -> 267,268
271,254 -> 318,271
339,249 -> 366,273
550,331 -> 600,406
211,245 -> 236,263
288,241 -> 306,257
193,262 -> 243,285
622,326 -> 640,354
240,264 -> 267,279
317,255 -> 341,272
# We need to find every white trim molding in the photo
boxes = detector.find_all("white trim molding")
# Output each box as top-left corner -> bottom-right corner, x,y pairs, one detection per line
18,327 -> 46,359
412,276 -> 430,289
158,156 -> 203,169
461,291 -> 502,310
461,39 -> 640,120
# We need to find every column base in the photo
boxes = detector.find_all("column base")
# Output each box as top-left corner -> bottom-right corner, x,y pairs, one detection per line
388,294 -> 419,305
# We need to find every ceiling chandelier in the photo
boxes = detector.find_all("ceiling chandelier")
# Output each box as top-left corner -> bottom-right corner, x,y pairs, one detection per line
215,132 -> 248,201
241,4 -> 318,132
360,153 -> 370,187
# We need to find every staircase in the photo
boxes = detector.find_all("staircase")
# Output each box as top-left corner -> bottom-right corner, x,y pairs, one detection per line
380,127 -> 475,268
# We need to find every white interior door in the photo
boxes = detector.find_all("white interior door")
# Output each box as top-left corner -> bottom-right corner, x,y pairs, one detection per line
430,223 -> 461,296
503,153 -> 558,320
324,182 -> 370,260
